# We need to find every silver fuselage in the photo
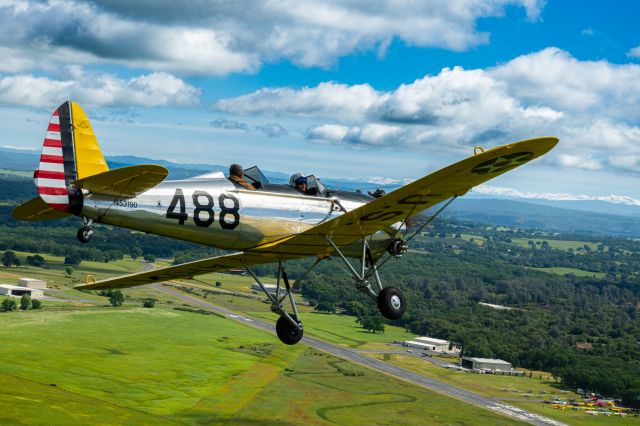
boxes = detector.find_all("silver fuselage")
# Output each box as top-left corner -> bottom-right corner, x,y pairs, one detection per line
81,177 -> 394,256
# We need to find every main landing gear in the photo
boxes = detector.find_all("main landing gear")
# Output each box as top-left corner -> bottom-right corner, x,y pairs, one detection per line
77,218 -> 93,243
327,237 -> 407,320
246,238 -> 410,345
244,259 -> 319,345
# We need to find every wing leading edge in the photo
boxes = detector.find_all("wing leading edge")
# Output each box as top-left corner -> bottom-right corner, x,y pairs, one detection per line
75,137 -> 558,290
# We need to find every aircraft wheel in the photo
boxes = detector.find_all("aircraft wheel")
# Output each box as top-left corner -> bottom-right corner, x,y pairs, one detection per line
276,316 -> 303,345
377,287 -> 406,320
77,228 -> 91,244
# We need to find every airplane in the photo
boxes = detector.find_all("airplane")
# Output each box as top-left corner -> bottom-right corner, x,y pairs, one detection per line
12,101 -> 558,345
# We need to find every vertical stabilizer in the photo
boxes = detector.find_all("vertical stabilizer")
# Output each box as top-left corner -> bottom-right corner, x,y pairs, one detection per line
34,102 -> 75,211
70,102 -> 109,179
34,101 -> 107,213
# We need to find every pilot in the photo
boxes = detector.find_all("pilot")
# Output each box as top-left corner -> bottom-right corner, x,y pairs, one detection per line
289,173 -> 317,195
228,164 -> 256,190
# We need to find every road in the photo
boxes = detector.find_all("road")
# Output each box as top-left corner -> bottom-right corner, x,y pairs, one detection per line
150,284 -> 564,426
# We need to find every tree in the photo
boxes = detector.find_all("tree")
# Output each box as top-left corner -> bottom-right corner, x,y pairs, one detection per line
131,247 -> 143,260
315,301 -> 336,313
143,254 -> 156,263
31,299 -> 42,309
26,254 -> 46,267
357,314 -> 385,333
143,299 -> 155,308
109,290 -> 124,307
2,251 -> 18,268
1,298 -> 17,312
64,253 -> 82,266
20,294 -> 31,310
65,266 -> 74,276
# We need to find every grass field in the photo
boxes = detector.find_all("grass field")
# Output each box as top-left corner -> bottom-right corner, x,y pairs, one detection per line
527,266 -> 606,279
373,355 -> 635,425
0,307 -> 520,425
459,234 -> 486,245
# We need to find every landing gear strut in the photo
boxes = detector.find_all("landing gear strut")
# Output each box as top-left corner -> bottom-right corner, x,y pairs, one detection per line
77,218 -> 93,243
326,237 -> 407,321
244,258 -> 321,345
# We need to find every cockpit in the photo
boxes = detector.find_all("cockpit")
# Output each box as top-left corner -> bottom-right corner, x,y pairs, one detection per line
234,166 -> 328,197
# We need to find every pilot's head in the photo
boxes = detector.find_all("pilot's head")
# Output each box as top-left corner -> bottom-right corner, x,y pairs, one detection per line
229,164 -> 243,177
295,176 -> 307,193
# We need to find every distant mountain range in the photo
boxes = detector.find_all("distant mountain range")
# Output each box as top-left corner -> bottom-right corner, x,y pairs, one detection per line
4,146 -> 640,237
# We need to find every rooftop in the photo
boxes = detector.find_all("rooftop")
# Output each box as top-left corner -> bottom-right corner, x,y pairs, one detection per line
463,357 -> 511,365
0,284 -> 38,291
415,336 -> 449,344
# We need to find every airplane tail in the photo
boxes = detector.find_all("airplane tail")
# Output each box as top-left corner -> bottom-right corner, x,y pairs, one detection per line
34,101 -> 109,213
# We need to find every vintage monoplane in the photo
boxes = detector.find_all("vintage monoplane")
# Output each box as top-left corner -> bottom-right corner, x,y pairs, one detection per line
13,101 -> 558,344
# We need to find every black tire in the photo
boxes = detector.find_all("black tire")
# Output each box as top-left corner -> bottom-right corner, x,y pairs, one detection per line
276,316 -> 303,345
377,287 -> 406,320
77,228 -> 91,244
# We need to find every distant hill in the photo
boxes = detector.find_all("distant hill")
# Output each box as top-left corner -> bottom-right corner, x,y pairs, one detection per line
444,198 -> 640,237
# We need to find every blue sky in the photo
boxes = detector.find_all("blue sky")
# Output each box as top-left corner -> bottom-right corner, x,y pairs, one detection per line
1,1 -> 640,203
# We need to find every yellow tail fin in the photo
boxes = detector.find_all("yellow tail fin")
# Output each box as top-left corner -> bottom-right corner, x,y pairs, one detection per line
70,102 -> 109,179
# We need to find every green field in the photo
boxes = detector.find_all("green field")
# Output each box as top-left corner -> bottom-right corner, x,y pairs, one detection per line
373,355 -> 634,425
527,266 -> 606,279
459,234 -> 486,245
0,307 -> 520,425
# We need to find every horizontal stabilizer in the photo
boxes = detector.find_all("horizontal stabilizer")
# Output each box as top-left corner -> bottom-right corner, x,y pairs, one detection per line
73,164 -> 168,198
12,197 -> 72,221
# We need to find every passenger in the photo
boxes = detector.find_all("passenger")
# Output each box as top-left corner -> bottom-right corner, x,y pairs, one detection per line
228,164 -> 256,190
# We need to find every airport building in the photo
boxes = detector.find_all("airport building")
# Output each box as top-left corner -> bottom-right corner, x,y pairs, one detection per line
403,336 -> 461,354
0,284 -> 44,299
251,283 -> 281,295
461,357 -> 512,372
18,278 -> 47,290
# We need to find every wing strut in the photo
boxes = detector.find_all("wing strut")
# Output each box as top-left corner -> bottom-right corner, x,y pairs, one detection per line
403,195 -> 458,244
364,195 -> 458,280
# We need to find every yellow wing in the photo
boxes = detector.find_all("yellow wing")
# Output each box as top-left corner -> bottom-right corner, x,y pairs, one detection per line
76,136 -> 557,290
251,136 -> 558,256
74,164 -> 168,198
12,197 -> 71,221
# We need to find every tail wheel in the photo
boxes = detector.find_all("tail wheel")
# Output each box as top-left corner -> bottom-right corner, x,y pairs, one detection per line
276,316 -> 303,345
77,228 -> 91,243
377,287 -> 406,320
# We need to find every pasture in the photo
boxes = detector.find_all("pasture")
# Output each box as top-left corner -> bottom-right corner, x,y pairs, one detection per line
0,307 -> 519,425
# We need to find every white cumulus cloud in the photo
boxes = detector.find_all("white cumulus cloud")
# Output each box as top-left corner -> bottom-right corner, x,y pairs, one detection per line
0,71 -> 200,108
0,0 -> 545,75
215,47 -> 640,175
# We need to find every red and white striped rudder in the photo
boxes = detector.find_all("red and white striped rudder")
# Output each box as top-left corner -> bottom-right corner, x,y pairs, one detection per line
33,102 -> 82,213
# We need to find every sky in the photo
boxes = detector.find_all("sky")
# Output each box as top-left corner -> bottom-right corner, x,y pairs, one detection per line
1,0 -> 640,202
